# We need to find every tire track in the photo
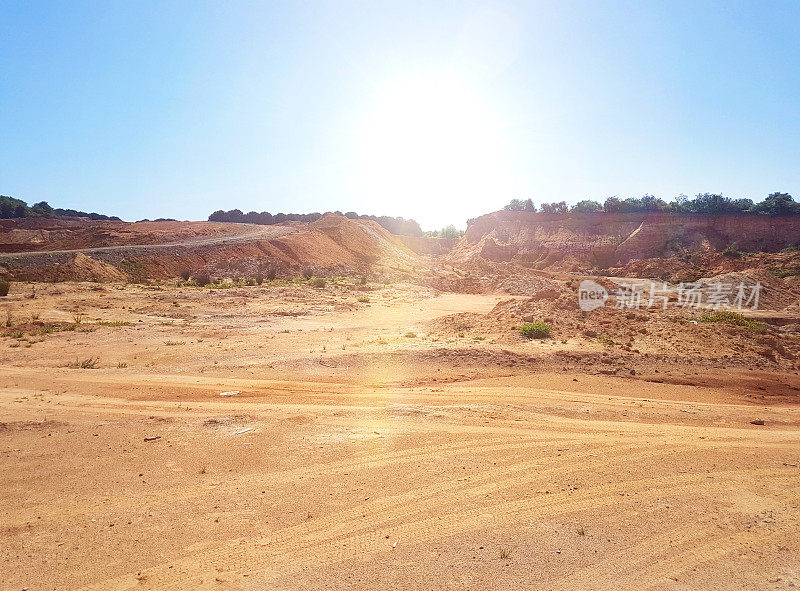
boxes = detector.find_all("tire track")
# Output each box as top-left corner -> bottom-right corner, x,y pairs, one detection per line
90,468 -> 798,590
78,443 -> 674,590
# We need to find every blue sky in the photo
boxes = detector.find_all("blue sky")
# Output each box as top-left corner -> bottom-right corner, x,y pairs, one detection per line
1,1 -> 799,229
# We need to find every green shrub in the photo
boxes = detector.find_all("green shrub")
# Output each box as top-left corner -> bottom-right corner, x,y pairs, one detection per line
520,321 -> 551,339
0,280 -> 9,297
310,277 -> 327,288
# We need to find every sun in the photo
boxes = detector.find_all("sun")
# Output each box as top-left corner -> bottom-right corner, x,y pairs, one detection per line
353,73 -> 514,224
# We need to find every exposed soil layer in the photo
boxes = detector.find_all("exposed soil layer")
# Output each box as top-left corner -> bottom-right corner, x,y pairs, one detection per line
449,211 -> 800,273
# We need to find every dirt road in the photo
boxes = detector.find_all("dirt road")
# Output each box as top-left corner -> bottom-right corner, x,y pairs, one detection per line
1,281 -> 798,589
0,224 -> 296,264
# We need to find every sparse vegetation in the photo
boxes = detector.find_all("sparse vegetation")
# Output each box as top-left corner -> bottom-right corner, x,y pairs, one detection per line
119,260 -> 146,280
768,266 -> 800,278
98,320 -> 132,327
519,321 -> 551,339
179,269 -> 192,281
193,271 -> 212,287
67,357 -> 99,369
358,296 -> 370,303
310,277 -> 327,288
499,547 -> 512,559
39,322 -> 76,335
699,310 -> 768,333
722,244 -> 742,258
404,332 -> 417,338
0,279 -> 10,297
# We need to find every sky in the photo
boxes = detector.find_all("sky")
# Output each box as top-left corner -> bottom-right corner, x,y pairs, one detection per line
1,1 -> 799,229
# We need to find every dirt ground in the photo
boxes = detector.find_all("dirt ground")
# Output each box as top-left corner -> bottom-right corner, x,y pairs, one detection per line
1,280 -> 799,590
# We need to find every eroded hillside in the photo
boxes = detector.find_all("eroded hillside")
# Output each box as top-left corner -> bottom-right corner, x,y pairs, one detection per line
449,211 -> 800,272
0,214 -> 421,282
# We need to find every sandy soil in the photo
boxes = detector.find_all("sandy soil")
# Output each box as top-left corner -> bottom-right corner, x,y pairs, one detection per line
1,280 -> 799,590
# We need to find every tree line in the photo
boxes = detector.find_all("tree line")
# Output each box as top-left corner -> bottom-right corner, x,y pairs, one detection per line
503,192 -> 800,216
208,209 -> 424,237
423,224 -> 464,239
0,196 -> 121,221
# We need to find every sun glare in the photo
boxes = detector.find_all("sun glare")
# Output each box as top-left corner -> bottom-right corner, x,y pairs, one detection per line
354,75 -> 514,223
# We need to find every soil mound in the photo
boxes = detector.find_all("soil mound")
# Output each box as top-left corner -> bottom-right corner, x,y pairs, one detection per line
0,214 -> 422,282
697,269 -> 800,311
65,253 -> 130,282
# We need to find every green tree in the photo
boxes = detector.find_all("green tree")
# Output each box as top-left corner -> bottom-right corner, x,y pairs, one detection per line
439,224 -> 463,239
752,192 -> 799,216
31,201 -> 54,215
571,200 -> 603,213
540,201 -> 568,214
603,196 -> 622,213
0,196 -> 30,218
